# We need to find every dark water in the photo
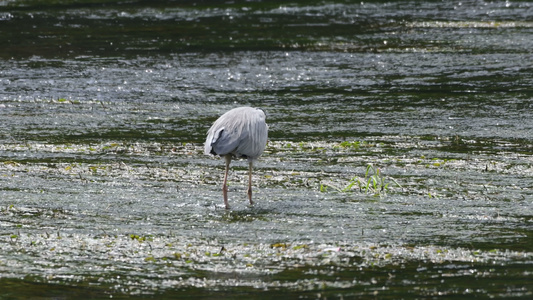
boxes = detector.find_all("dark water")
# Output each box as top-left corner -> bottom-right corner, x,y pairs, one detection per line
1,0 -> 532,299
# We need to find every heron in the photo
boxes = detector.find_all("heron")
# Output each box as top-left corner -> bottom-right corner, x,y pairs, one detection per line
204,107 -> 268,209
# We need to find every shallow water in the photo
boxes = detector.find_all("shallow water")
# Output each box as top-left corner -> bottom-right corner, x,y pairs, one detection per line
1,0 -> 532,299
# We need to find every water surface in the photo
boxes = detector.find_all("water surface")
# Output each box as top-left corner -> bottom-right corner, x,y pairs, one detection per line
1,0 -> 532,298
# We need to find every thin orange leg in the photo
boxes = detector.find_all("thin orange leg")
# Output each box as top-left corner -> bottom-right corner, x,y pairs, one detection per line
247,161 -> 254,205
222,155 -> 232,209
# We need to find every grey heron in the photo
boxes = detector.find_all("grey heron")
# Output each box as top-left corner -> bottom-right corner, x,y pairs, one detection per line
205,107 -> 268,209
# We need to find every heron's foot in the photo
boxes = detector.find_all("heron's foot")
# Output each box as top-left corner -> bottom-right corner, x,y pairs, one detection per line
223,198 -> 230,209
247,188 -> 254,205
223,185 -> 230,209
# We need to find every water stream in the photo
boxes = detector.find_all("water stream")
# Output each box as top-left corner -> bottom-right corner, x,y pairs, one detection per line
1,0 -> 532,298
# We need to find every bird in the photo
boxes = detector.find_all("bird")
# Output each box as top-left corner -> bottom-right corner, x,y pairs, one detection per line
204,107 -> 268,209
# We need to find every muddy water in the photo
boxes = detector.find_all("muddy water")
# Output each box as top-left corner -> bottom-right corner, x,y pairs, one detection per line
1,1 -> 532,299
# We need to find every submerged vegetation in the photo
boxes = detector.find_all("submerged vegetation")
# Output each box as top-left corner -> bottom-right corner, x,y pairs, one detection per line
1,0 -> 532,298
320,164 -> 402,196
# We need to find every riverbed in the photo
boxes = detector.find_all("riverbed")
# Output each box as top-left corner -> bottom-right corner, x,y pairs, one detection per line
1,1 -> 532,298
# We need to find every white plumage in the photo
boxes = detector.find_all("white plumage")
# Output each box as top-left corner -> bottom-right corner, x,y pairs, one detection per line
205,107 -> 268,209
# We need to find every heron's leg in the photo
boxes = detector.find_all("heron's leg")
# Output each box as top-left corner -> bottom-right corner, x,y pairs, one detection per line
223,155 -> 232,209
247,161 -> 254,205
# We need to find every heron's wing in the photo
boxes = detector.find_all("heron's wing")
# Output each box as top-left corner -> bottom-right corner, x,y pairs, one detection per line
204,106 -> 267,158
208,127 -> 247,156
204,127 -> 216,155
234,121 -> 267,160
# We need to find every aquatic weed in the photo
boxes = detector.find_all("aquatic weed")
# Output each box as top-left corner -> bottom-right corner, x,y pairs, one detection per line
338,140 -> 368,149
320,164 -> 402,196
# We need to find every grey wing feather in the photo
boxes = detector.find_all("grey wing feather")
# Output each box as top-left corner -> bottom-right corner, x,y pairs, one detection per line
211,127 -> 247,156
205,107 -> 268,161
234,119 -> 267,160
